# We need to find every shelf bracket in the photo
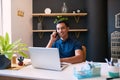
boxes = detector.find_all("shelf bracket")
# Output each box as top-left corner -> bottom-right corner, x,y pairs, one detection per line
74,16 -> 80,23
75,32 -> 80,38
38,16 -> 44,22
38,32 -> 44,39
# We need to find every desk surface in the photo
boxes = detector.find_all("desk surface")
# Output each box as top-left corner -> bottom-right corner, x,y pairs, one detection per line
0,59 -> 119,80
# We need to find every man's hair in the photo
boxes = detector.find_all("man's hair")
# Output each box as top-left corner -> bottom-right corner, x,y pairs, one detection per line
56,21 -> 69,27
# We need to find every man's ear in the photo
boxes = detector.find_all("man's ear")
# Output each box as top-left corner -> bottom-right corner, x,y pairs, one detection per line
67,27 -> 69,30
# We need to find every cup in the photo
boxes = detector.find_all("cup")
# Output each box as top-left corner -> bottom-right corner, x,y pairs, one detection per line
108,66 -> 119,78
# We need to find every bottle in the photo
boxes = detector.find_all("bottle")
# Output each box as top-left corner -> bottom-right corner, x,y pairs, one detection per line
11,54 -> 17,64
61,2 -> 68,13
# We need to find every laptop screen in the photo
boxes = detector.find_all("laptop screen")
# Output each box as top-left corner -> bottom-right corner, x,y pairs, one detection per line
28,47 -> 63,71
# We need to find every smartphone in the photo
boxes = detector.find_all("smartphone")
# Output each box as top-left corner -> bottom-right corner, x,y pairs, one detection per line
55,30 -> 59,38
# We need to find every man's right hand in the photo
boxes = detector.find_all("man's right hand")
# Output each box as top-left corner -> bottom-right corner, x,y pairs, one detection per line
50,31 -> 58,42
46,31 -> 58,48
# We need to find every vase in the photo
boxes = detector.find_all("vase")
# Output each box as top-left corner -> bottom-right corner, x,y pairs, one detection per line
0,55 -> 11,69
61,2 -> 68,13
37,22 -> 42,30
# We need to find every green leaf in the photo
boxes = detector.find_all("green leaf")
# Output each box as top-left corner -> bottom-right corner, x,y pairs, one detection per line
0,32 -> 28,60
54,16 -> 68,24
4,32 -> 10,45
4,51 -> 14,60
18,51 -> 28,58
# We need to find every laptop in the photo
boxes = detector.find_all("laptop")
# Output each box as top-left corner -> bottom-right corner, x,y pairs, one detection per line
28,47 -> 69,71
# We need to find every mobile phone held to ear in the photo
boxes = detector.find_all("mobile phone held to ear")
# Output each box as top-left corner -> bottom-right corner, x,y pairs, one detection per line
55,30 -> 59,38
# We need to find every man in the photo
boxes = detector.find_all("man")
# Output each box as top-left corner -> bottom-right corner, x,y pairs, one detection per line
46,21 -> 84,64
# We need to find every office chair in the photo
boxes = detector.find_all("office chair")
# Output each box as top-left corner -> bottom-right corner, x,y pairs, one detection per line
82,45 -> 86,62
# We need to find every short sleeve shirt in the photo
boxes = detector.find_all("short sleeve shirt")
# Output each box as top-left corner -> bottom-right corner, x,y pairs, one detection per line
52,37 -> 82,58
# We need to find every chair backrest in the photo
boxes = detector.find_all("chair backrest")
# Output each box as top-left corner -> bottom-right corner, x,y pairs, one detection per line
82,45 -> 86,61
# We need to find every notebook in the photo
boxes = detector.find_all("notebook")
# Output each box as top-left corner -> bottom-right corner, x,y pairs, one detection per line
28,47 -> 69,71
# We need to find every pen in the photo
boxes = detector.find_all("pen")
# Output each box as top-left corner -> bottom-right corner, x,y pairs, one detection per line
105,58 -> 110,65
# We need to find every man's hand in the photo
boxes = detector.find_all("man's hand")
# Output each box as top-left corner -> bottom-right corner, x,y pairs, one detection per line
50,31 -> 58,42
46,31 -> 58,48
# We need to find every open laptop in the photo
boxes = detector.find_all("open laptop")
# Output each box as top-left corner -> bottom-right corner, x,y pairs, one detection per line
28,47 -> 69,71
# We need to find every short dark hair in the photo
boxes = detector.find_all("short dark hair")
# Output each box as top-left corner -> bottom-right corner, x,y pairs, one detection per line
56,21 -> 69,27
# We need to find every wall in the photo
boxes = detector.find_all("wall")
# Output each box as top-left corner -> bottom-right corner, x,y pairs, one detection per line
86,0 -> 108,62
32,0 -> 120,62
33,0 -> 88,47
108,0 -> 120,59
32,0 -> 108,62
11,0 -> 32,48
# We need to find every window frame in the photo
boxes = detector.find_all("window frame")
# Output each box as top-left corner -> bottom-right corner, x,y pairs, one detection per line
0,0 -> 3,35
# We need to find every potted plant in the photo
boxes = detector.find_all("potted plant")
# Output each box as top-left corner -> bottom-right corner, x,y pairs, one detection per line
0,32 -> 28,69
54,16 -> 68,24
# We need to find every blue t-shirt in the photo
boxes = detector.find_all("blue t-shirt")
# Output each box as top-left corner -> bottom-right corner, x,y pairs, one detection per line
52,37 -> 82,58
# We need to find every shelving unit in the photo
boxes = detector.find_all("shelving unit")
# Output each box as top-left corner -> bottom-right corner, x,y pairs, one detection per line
33,29 -> 88,32
32,13 -> 88,38
32,13 -> 87,23
32,13 -> 87,17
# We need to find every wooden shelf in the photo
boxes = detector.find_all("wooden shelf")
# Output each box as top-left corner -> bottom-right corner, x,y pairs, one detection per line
32,13 -> 88,38
32,13 -> 87,17
33,29 -> 88,32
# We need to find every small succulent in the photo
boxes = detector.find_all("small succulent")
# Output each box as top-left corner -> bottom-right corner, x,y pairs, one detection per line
18,56 -> 24,66
54,16 -> 68,24
18,56 -> 24,62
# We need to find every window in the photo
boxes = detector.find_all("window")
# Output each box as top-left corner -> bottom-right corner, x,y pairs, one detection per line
0,0 -> 11,36
0,0 -> 3,35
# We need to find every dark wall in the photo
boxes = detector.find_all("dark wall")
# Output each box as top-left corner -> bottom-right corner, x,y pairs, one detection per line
86,0 -> 108,62
32,0 -> 120,62
33,0 -> 86,13
33,0 -> 88,47
108,0 -> 120,59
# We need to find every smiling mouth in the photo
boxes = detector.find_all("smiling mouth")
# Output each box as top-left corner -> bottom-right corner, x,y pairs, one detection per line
59,33 -> 64,36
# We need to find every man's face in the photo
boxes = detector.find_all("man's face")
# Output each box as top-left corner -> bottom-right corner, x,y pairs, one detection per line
56,23 -> 69,38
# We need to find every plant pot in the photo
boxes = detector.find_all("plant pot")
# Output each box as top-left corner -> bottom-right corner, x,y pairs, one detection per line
0,55 -> 11,69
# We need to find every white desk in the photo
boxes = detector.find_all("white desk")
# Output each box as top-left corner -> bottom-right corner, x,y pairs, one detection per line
0,59 -> 119,80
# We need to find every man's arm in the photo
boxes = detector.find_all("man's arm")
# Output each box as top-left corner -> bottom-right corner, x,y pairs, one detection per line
46,32 -> 57,48
60,49 -> 84,64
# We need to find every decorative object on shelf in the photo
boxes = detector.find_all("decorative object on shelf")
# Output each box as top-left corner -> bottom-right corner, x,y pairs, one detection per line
115,12 -> 120,28
37,22 -> 42,30
111,31 -> 120,61
61,2 -> 68,13
77,9 -> 81,13
73,11 -> 76,13
0,32 -> 28,69
18,56 -> 24,66
44,8 -> 51,14
54,16 -> 68,24
37,16 -> 43,30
